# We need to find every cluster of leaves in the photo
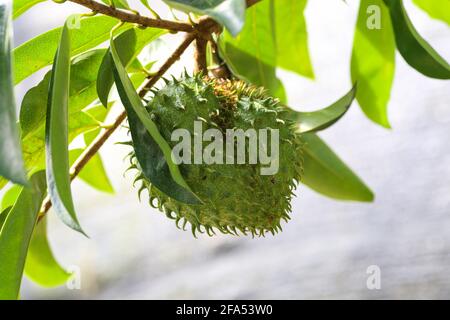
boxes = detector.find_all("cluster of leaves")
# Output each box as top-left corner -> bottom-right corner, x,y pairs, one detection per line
0,0 -> 449,299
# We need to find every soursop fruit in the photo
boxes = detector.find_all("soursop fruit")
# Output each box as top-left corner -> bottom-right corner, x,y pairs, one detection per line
128,73 -> 303,237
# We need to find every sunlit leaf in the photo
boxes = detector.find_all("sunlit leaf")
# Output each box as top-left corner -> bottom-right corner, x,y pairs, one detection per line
69,148 -> 114,194
13,15 -> 125,84
301,133 -> 374,202
0,172 -> 47,300
1,185 -> 21,210
45,19 -> 85,235
273,0 -> 314,78
24,216 -> 71,288
351,0 -> 395,128
12,0 -> 45,19
412,0 -> 450,26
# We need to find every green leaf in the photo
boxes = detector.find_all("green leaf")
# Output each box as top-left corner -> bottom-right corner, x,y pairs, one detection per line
384,0 -> 450,79
412,0 -> 450,26
351,0 -> 395,128
273,0 -> 314,78
0,171 -> 47,300
163,0 -> 246,36
288,85 -> 356,134
0,3 -> 28,186
45,20 -> 84,235
0,207 -> 9,231
110,35 -> 201,204
97,27 -> 166,107
1,185 -> 21,210
69,148 -> 114,194
301,133 -> 374,202
13,0 -> 46,19
13,15 -> 124,84
24,216 -> 71,288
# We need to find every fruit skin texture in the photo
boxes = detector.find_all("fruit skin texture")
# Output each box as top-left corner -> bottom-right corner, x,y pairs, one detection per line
129,74 -> 303,237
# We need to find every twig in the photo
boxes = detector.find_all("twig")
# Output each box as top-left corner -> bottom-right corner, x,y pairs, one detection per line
38,34 -> 196,219
69,0 -> 194,32
193,37 -> 208,73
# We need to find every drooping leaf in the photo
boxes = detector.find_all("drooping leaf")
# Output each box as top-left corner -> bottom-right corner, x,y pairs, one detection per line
301,133 -> 374,202
24,216 -> 71,288
110,35 -> 201,204
273,0 -> 314,78
13,15 -> 125,84
0,171 -> 47,300
97,27 -> 166,107
287,85 -> 356,134
384,0 -> 450,79
0,3 -> 28,185
12,0 -> 46,19
45,20 -> 84,235
351,0 -> 395,128
163,0 -> 246,36
69,148 -> 114,194
412,0 -> 450,26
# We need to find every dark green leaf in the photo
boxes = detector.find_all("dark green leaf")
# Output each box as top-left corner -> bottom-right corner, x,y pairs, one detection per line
13,15 -> 125,84
13,0 -> 46,19
163,0 -> 246,36
97,27 -> 166,107
301,133 -> 374,202
273,0 -> 314,78
0,171 -> 47,300
412,0 -> 450,26
0,3 -> 28,185
351,0 -> 395,128
45,20 -> 84,235
384,0 -> 450,79
24,216 -> 71,287
288,85 -> 356,134
110,35 -> 201,204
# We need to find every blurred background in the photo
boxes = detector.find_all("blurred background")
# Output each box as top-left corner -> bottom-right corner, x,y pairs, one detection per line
7,0 -> 450,299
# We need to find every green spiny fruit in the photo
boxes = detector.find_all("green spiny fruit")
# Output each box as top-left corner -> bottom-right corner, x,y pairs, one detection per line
128,73 -> 303,237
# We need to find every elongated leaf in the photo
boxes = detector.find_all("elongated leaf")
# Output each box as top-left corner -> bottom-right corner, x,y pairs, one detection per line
0,3 -> 28,185
110,36 -> 201,204
273,0 -> 314,78
97,27 -> 166,107
0,207 -> 8,230
413,0 -> 450,26
163,0 -> 246,36
24,216 -> 71,287
301,133 -> 374,202
351,0 -> 395,128
69,148 -> 114,194
45,20 -> 84,235
384,0 -> 450,79
13,0 -> 45,19
0,171 -> 47,300
13,15 -> 124,84
288,85 -> 356,134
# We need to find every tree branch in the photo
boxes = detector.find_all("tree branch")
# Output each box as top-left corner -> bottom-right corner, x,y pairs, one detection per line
69,0 -> 194,32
